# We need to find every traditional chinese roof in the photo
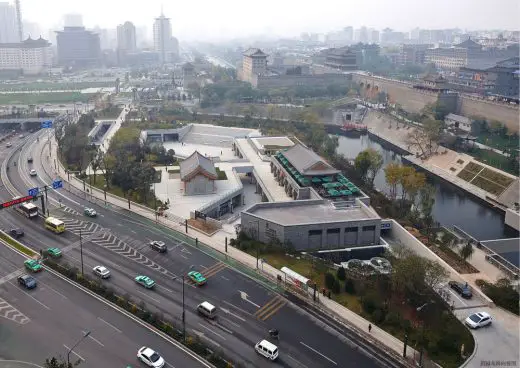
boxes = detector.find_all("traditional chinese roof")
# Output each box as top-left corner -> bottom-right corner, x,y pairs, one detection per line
180,151 -> 217,181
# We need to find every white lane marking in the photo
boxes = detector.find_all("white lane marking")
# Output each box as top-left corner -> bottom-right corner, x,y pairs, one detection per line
239,290 -> 260,308
136,290 -> 161,303
222,301 -> 253,316
192,329 -> 221,347
447,288 -> 467,306
219,307 -> 246,322
180,254 -> 188,259
10,282 -> 51,310
86,333 -> 104,347
198,323 -> 226,340
214,323 -> 233,334
287,354 -> 309,368
63,344 -> 85,361
156,285 -> 174,293
219,316 -> 241,328
130,230 -> 136,234
166,363 -> 176,368
97,317 -> 122,333
299,342 -> 337,365
220,276 -> 230,281
38,281 -> 68,299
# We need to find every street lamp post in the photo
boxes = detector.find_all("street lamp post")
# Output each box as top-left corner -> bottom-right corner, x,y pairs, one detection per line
173,265 -> 194,344
79,229 -> 84,276
67,330 -> 90,366
416,302 -> 434,367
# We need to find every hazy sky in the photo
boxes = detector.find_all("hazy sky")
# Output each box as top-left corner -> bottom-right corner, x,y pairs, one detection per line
20,0 -> 520,41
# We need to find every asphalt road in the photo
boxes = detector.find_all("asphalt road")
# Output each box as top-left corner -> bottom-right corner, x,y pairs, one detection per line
0,131 -> 388,368
0,242 -> 207,368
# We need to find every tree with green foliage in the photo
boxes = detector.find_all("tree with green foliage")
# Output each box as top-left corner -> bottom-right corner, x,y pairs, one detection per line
325,272 -> 336,290
337,266 -> 346,281
354,148 -> 383,185
459,241 -> 474,261
44,356 -> 80,368
384,162 -> 401,201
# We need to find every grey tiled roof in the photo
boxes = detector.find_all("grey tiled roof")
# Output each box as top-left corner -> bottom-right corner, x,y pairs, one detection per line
180,151 -> 217,181
282,144 -> 339,176
243,48 -> 268,57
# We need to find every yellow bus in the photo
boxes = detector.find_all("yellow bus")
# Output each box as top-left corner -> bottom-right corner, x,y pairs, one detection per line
44,217 -> 65,234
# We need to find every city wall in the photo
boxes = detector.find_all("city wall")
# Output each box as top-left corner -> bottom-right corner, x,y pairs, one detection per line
352,74 -> 519,132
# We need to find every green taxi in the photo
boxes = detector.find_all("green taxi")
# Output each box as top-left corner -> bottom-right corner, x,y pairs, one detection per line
135,275 -> 155,289
47,247 -> 62,258
188,271 -> 207,286
24,259 -> 42,272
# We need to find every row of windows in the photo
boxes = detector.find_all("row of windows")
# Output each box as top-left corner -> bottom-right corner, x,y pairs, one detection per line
308,226 -> 376,236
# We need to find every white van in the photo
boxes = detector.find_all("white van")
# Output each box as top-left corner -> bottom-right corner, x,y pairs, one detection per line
254,339 -> 279,361
197,301 -> 217,319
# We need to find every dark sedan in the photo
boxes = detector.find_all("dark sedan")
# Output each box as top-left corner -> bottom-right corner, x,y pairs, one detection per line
448,281 -> 472,299
10,228 -> 24,238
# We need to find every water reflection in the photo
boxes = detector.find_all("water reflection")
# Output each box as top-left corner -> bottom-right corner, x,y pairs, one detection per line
335,135 -> 518,240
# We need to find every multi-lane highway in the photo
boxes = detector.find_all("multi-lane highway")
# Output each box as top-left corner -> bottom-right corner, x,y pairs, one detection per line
0,244 -> 208,367
0,130 -> 400,367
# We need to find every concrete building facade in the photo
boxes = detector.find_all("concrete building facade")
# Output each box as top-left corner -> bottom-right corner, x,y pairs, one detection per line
56,26 -> 101,67
0,37 -> 52,75
239,48 -> 268,84
117,21 -> 137,52
241,199 -> 382,251
153,13 -> 177,64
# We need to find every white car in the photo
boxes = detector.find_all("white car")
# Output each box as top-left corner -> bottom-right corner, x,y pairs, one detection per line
465,311 -> 492,329
29,169 -> 37,176
137,346 -> 165,368
92,265 -> 111,279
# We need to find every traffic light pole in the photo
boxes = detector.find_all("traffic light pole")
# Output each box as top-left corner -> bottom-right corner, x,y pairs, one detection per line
44,186 -> 49,217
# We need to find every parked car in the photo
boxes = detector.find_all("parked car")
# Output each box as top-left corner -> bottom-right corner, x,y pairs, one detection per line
137,346 -> 165,368
9,228 -> 24,238
29,169 -> 37,176
448,281 -> 472,299
92,265 -> 111,279
149,240 -> 166,253
27,157 -> 33,163
84,208 -> 97,217
135,275 -> 155,289
6,142 -> 12,147
465,311 -> 492,329
24,259 -> 42,272
18,274 -> 37,289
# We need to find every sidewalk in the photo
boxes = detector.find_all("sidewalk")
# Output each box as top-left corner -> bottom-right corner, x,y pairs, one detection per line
48,137 -> 416,364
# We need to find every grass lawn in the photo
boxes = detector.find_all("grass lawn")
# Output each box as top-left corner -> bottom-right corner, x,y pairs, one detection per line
0,92 -> 94,105
472,149 -> 519,176
0,81 -> 114,92
87,174 -> 162,210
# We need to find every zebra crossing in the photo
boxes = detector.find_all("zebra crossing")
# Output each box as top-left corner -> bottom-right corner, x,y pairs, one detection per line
89,233 -> 175,278
0,297 -> 30,325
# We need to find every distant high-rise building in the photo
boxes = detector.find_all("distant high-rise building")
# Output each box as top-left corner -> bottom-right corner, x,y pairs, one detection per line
343,27 -> 353,43
381,28 -> 406,44
368,28 -> 380,44
63,13 -> 83,27
56,26 -> 101,67
354,27 -> 369,43
23,21 -> 43,39
153,12 -> 175,63
0,2 -> 18,43
117,21 -> 137,53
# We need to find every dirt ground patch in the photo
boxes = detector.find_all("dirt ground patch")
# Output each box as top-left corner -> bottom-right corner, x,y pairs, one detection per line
187,218 -> 219,235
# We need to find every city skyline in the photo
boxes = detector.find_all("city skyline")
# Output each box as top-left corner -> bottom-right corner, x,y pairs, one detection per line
16,0 -> 520,42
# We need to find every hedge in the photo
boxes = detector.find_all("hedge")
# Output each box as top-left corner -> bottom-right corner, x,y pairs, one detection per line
0,232 -> 37,257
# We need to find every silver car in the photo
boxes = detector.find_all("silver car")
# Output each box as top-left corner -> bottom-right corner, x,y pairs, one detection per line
92,265 -> 111,279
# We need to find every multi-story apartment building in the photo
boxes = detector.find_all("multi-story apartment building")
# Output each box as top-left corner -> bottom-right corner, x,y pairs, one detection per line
0,36 -> 52,75
398,44 -> 431,65
153,13 -> 178,64
56,26 -> 101,67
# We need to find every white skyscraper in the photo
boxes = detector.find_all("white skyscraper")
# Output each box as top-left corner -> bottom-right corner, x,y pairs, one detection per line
0,2 -> 18,43
153,12 -> 173,63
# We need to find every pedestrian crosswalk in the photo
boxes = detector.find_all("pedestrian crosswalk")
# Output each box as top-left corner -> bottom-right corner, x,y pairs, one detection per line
0,296 -> 30,325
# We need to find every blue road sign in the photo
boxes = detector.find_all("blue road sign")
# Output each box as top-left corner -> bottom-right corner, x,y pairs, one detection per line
28,187 -> 39,197
52,180 -> 63,189
41,120 -> 53,129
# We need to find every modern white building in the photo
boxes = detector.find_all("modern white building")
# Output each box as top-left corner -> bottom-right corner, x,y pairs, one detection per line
0,37 -> 52,75
153,12 -> 177,64
0,2 -> 18,43
117,21 -> 137,52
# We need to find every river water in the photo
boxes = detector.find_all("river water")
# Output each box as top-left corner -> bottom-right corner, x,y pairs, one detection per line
336,134 -> 519,241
